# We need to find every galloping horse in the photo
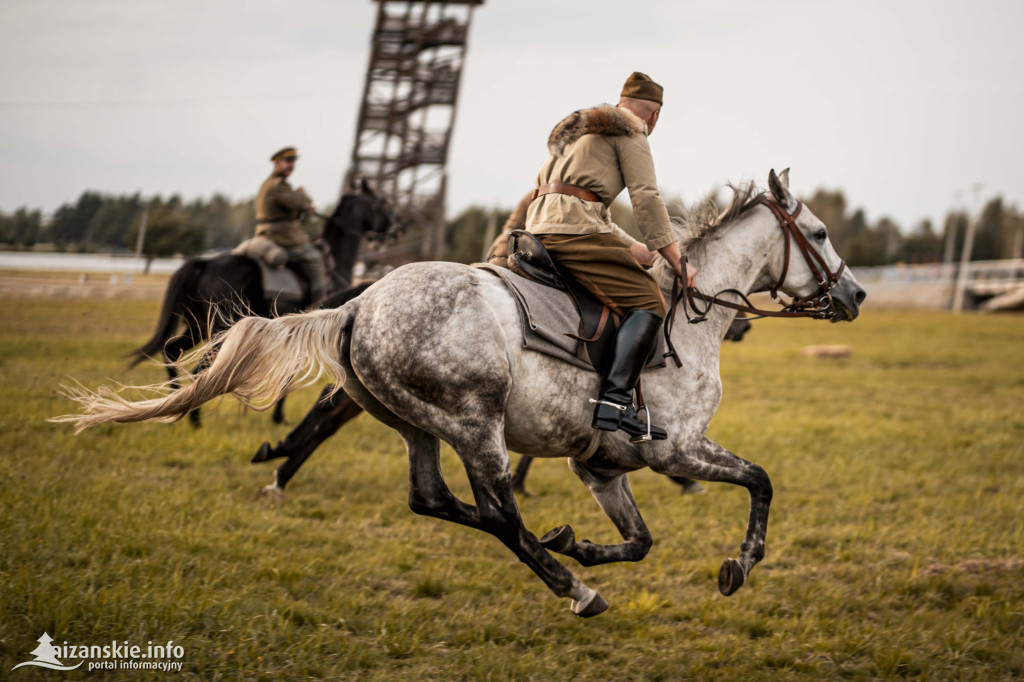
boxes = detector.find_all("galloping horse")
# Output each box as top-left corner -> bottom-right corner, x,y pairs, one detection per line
251,314 -> 752,495
58,169 -> 866,617
129,180 -> 392,425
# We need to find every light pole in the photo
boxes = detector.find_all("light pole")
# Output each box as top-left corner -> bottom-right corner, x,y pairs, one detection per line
951,183 -> 983,314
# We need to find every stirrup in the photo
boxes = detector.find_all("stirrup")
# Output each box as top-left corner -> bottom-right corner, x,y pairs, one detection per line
588,398 -> 627,411
631,404 -> 653,444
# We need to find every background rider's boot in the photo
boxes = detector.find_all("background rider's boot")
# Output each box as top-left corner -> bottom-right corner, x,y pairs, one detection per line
591,309 -> 668,440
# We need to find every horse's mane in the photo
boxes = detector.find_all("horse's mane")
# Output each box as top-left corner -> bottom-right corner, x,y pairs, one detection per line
652,181 -> 765,289
670,181 -> 765,248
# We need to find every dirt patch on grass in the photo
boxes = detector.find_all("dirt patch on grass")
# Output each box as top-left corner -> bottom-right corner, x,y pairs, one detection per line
924,558 -> 1024,576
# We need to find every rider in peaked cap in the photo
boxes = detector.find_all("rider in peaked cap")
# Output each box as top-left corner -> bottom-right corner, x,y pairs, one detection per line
254,147 -> 327,305
523,71 -> 696,442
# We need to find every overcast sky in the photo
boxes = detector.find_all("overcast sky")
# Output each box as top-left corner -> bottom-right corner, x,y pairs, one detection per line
1,0 -> 1021,230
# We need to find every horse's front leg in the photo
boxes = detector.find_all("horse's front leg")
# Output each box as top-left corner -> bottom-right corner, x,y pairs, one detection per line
539,454 -> 652,567
251,385 -> 364,495
650,436 -> 772,596
510,455 -> 534,494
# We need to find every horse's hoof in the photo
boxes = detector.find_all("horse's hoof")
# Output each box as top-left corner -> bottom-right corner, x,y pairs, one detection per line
540,525 -> 576,553
718,558 -> 746,596
258,484 -> 284,499
511,483 -> 531,497
680,480 -> 706,495
571,592 -> 609,618
251,442 -> 272,463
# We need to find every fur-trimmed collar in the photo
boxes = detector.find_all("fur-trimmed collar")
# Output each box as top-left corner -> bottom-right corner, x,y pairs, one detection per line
547,105 -> 647,156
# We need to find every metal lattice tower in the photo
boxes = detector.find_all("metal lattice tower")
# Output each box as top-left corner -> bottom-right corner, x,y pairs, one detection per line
349,0 -> 484,265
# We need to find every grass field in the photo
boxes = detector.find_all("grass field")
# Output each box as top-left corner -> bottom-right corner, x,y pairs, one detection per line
1,298 -> 1023,680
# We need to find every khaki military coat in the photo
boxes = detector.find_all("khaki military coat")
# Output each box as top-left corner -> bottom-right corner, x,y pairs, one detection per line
255,172 -> 313,247
488,189 -> 638,263
525,105 -> 676,253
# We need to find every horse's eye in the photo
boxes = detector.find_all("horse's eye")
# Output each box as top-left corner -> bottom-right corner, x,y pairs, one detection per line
814,229 -> 827,241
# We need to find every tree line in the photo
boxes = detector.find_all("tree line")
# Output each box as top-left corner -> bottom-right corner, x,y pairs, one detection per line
2,188 -> 1022,268
0,192 -> 261,260
443,190 -> 1024,267
798,190 -> 1023,267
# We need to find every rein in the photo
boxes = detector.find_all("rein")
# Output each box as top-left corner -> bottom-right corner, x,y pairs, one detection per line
662,195 -> 846,368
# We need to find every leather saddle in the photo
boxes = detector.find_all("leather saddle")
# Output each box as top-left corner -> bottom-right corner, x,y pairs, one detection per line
506,229 -> 617,369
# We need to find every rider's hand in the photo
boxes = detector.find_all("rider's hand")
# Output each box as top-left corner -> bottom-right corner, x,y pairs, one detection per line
659,241 -> 692,284
684,261 -> 697,288
658,241 -> 697,287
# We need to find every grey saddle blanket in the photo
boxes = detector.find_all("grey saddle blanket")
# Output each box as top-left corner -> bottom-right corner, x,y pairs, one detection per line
474,263 -> 666,372
233,237 -> 303,303
255,261 -> 303,303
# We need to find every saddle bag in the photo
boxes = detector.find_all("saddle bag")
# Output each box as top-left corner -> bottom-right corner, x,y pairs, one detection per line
506,230 -> 565,289
233,236 -> 287,268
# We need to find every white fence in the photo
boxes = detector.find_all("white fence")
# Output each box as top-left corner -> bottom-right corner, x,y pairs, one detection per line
0,251 -> 189,274
853,259 -> 1024,309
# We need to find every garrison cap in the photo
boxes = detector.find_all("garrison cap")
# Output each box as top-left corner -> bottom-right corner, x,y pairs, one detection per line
271,146 -> 299,162
620,72 -> 663,105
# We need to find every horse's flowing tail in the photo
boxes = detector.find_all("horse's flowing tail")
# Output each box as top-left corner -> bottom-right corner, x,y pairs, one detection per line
54,302 -> 360,434
128,259 -> 205,368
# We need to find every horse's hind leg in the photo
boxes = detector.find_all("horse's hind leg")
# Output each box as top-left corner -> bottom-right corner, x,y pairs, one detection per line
403,426 -> 481,529
163,334 -> 194,386
368,389 -> 606,614
385,416 -> 601,612
539,456 -> 653,567
397,416 -> 606,615
449,432 -> 608,617
652,436 -> 772,596
186,349 -> 211,427
163,332 -> 202,427
271,396 -> 287,424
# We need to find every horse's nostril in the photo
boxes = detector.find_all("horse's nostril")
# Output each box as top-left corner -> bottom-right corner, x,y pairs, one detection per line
854,288 -> 866,305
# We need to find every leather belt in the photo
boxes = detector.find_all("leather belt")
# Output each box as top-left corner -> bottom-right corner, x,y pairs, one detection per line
531,183 -> 602,203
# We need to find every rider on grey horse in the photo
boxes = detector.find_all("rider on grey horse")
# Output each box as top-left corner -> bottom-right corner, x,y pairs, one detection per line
525,72 -> 697,441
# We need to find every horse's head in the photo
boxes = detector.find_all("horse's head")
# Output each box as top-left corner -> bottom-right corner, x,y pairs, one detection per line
754,169 -> 866,322
325,178 -> 397,243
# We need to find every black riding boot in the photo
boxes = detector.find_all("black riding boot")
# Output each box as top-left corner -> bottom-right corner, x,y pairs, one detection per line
590,309 -> 668,441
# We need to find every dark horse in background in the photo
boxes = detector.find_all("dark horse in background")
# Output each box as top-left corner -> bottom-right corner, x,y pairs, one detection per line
130,180 -> 394,426
251,312 -> 753,496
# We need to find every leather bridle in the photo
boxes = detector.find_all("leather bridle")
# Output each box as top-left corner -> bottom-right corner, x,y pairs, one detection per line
662,195 -> 847,368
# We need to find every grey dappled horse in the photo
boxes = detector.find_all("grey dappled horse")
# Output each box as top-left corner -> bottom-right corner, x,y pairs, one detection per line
57,170 -> 866,618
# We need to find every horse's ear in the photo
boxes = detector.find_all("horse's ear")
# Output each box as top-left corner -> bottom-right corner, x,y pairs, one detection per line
360,178 -> 374,196
768,168 -> 794,206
